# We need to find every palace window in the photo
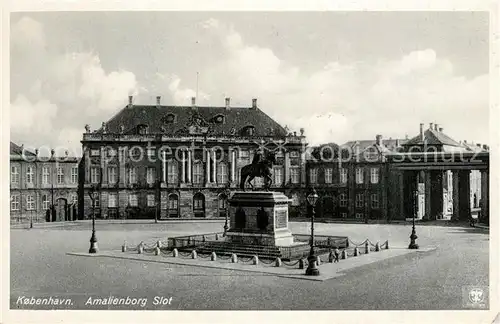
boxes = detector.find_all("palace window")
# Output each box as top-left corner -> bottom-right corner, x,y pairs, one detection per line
239,150 -> 250,159
290,151 -> 300,158
162,114 -> 176,124
193,163 -> 204,184
218,194 -> 228,217
26,166 -> 34,184
42,166 -> 50,185
309,168 -> 318,184
290,167 -> 300,184
11,166 -> 19,184
108,167 -> 117,184
90,149 -> 100,157
146,167 -> 156,184
217,163 -> 228,184
325,168 -> 333,184
242,126 -> 255,136
167,162 -> 178,184
42,195 -> 50,210
339,193 -> 348,207
355,212 -> 364,219
147,148 -> 156,159
273,167 -> 283,185
355,168 -> 364,184
193,193 -> 205,217
90,167 -> 100,184
57,167 -> 64,184
71,166 -> 78,184
26,195 -> 35,210
108,193 -> 117,208
70,194 -> 77,204
370,168 -> 379,184
213,114 -> 225,124
147,194 -> 155,207
356,193 -> 364,208
340,168 -> 348,184
128,167 -> 137,184
137,124 -> 149,135
94,194 -> 100,208
11,195 -> 20,211
371,193 -> 379,209
128,194 -> 138,207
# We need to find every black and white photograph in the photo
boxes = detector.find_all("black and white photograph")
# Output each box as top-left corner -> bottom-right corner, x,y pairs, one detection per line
2,2 -> 499,323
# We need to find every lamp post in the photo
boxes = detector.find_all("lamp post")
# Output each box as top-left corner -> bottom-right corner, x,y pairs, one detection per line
305,188 -> 320,276
409,189 -> 419,249
88,184 -> 99,253
223,188 -> 230,237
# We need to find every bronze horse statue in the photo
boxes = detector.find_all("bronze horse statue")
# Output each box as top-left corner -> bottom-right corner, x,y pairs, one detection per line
239,151 -> 277,191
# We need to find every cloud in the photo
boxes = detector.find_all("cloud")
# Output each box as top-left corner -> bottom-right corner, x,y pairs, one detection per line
196,19 -> 488,145
10,16 -> 139,152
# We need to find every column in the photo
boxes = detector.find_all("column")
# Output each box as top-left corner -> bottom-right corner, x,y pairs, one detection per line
212,150 -> 216,184
458,170 -> 471,221
452,171 -> 460,221
480,170 -> 489,224
206,149 -> 211,184
229,149 -> 235,182
162,151 -> 166,183
187,149 -> 192,183
181,150 -> 186,183
430,171 -> 443,220
284,152 -> 290,184
100,147 -> 107,185
424,171 -> 431,220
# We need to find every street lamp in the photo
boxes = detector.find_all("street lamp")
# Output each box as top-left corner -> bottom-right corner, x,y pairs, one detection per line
88,184 -> 99,253
223,188 -> 231,237
305,188 -> 320,276
409,189 -> 419,249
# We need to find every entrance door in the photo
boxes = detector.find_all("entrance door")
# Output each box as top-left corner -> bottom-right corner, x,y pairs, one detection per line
55,198 -> 68,222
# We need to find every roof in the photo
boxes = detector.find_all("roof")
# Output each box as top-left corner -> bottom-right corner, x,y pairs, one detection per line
99,104 -> 288,137
404,129 -> 462,147
341,139 -> 408,151
10,141 -> 36,157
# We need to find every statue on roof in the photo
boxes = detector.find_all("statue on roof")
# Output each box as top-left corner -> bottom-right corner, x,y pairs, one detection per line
85,124 -> 91,133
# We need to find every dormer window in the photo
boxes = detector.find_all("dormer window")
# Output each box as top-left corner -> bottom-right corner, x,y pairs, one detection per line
213,114 -> 225,124
242,125 -> 255,136
162,114 -> 177,124
137,124 -> 149,135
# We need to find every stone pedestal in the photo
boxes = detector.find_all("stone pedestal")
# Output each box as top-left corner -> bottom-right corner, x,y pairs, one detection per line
226,191 -> 295,247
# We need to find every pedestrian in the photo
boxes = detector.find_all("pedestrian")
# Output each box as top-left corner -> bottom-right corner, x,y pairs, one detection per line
334,247 -> 340,263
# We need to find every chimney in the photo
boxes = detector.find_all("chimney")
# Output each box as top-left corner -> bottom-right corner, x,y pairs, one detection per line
429,122 -> 434,130
128,95 -> 133,108
376,134 -> 382,146
156,96 -> 161,107
483,144 -> 488,150
420,123 -> 424,141
225,97 -> 230,110
50,149 -> 55,157
434,123 -> 439,131
251,98 -> 257,110
439,127 -> 443,132
191,97 -> 196,106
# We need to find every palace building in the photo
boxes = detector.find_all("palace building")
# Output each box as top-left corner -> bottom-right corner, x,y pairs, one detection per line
79,96 -> 308,220
10,142 -> 80,223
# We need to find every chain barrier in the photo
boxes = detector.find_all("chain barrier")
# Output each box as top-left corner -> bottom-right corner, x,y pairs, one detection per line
348,239 -> 368,247
238,255 -> 254,263
178,251 -> 192,257
259,258 -> 276,265
368,240 -> 377,248
218,254 -> 232,260
197,252 -> 211,259
281,259 -> 300,267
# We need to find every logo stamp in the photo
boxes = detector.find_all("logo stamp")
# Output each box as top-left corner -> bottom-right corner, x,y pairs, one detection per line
462,286 -> 488,309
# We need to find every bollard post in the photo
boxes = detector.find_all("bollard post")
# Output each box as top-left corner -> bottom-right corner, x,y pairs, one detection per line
275,257 -> 282,267
252,255 -> 259,265
137,242 -> 144,254
211,252 -> 217,261
354,247 -> 359,256
231,253 -> 238,263
155,247 -> 160,256
365,241 -> 370,254
122,241 -> 127,252
341,249 -> 347,259
202,235 -> 206,242
157,240 -> 162,248
328,251 -> 334,263
316,255 -> 321,266
375,242 -> 380,252
172,248 -> 178,257
215,234 -> 219,241
191,250 -> 197,259
386,240 -> 389,249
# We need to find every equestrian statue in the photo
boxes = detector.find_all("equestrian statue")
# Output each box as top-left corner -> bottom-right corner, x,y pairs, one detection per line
239,150 -> 277,191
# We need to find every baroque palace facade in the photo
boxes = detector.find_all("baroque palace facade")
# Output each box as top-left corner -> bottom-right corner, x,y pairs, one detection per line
10,142 -> 80,223
79,97 -> 307,220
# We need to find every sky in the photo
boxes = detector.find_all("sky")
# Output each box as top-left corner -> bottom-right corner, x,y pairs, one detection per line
10,11 -> 490,155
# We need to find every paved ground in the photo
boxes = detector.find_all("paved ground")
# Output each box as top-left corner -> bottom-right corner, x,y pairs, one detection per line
10,221 -> 489,310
